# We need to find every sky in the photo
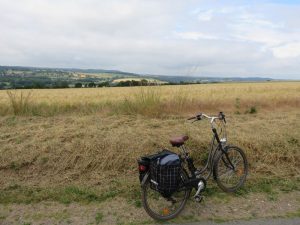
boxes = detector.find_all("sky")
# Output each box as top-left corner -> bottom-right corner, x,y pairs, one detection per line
0,0 -> 300,79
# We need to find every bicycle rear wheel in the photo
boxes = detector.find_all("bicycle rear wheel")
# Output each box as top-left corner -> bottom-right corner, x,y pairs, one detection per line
213,145 -> 248,192
141,170 -> 191,220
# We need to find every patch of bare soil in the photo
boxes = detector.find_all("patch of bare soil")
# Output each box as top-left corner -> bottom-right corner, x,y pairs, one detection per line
0,191 -> 299,225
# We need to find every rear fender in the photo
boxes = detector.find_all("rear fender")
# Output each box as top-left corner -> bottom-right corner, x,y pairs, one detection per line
141,172 -> 150,186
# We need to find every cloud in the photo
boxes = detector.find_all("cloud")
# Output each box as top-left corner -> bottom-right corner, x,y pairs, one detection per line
0,0 -> 299,79
196,10 -> 214,21
272,42 -> 300,58
175,31 -> 218,40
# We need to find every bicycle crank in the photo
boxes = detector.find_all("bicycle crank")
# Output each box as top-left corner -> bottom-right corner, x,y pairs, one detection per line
194,179 -> 206,202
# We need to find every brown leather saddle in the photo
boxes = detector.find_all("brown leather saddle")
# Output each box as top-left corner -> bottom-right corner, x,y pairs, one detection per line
169,135 -> 189,147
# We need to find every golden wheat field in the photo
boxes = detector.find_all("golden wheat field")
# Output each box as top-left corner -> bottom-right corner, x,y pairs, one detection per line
0,82 -> 299,116
0,82 -> 299,224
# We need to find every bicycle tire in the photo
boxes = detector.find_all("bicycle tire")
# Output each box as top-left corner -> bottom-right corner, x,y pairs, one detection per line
213,145 -> 248,192
141,169 -> 191,220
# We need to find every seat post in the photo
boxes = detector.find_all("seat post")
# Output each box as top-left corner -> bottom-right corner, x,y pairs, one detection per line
180,144 -> 188,157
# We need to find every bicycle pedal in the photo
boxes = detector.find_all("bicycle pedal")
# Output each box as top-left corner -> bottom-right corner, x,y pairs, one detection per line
194,195 -> 203,203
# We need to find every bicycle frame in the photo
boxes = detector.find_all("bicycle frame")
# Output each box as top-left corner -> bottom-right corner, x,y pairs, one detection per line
179,113 -> 233,181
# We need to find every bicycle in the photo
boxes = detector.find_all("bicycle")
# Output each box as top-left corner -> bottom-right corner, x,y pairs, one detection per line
138,112 -> 248,220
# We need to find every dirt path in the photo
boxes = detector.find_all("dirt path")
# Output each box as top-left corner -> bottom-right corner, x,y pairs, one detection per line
176,217 -> 300,225
0,191 -> 299,225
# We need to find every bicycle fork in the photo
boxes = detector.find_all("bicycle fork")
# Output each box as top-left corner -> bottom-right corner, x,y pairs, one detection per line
212,128 -> 235,170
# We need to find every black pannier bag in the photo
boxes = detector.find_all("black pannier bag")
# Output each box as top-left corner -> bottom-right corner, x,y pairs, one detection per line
139,150 -> 182,198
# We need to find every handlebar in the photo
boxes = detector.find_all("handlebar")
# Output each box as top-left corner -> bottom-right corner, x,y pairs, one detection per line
187,112 -> 226,124
187,113 -> 202,121
187,116 -> 196,120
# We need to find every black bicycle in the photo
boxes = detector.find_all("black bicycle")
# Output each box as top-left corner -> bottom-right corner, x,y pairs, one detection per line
138,112 -> 248,220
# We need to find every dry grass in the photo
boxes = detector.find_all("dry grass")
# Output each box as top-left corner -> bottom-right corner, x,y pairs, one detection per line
0,82 -> 299,207
0,82 -> 299,116
0,109 -> 299,186
5,90 -> 33,115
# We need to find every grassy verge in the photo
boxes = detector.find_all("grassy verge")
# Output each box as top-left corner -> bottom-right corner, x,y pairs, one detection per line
0,177 -> 299,205
0,178 -> 299,225
0,184 -> 122,204
285,209 -> 300,218
204,177 -> 300,201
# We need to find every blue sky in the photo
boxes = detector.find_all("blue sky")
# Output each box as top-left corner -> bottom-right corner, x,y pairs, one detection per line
0,0 -> 300,79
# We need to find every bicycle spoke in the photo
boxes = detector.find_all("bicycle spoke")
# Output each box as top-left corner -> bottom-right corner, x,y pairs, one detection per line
215,147 -> 247,190
142,171 -> 190,220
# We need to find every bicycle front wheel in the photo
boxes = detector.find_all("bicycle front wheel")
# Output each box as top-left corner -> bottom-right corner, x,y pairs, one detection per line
141,170 -> 191,220
213,145 -> 248,192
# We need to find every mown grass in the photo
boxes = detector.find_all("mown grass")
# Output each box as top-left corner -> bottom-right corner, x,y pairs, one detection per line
236,178 -> 300,200
196,177 -> 300,202
95,212 -> 104,224
0,176 -> 298,205
0,108 -> 299,189
0,184 -> 121,204
285,209 -> 300,218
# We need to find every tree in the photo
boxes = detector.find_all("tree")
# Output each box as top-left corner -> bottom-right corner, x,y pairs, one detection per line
33,82 -> 46,89
98,81 -> 110,87
141,79 -> 148,86
88,82 -> 96,88
53,81 -> 69,88
75,83 -> 82,88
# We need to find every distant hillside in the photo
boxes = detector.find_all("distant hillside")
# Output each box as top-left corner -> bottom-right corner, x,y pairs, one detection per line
148,75 -> 273,83
0,65 -> 274,89
0,66 -> 142,89
0,66 -> 139,76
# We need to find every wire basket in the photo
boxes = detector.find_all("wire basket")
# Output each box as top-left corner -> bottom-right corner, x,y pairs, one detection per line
150,163 -> 181,196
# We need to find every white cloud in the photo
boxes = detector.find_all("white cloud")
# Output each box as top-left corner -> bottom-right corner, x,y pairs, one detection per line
175,31 -> 218,40
197,10 -> 214,21
272,42 -> 300,58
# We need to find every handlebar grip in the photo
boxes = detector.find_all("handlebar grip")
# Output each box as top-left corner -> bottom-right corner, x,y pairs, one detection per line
219,112 -> 226,123
196,114 -> 202,120
188,112 -> 202,120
